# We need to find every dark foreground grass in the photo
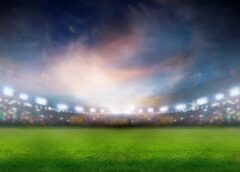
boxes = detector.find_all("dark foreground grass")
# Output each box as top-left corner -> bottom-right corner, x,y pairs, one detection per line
0,127 -> 240,172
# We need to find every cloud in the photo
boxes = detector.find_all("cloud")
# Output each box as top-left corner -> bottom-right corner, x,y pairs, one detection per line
0,1 -> 198,111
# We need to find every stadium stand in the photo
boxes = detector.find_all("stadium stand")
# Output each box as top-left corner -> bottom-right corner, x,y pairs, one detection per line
0,86 -> 240,126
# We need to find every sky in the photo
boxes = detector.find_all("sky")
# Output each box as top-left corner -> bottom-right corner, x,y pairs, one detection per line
0,0 -> 240,111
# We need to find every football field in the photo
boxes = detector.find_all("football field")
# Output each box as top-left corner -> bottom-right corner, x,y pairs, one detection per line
0,127 -> 240,172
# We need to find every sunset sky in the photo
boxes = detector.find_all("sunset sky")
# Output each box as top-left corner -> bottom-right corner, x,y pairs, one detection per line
0,0 -> 240,111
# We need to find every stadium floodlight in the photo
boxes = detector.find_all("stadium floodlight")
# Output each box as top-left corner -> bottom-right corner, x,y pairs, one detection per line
215,93 -> 224,100
3,86 -> 14,97
75,106 -> 84,112
24,102 -> 32,107
35,97 -> 47,106
89,107 -> 96,113
147,107 -> 154,113
19,93 -> 28,100
176,104 -> 186,111
229,87 -> 240,97
160,106 -> 169,113
196,97 -> 208,105
57,104 -> 68,111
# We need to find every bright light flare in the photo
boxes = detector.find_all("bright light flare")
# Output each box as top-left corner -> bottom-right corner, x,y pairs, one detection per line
3,86 -> 14,97
89,108 -> 96,113
196,97 -> 208,105
160,106 -> 169,113
35,97 -> 47,106
129,105 -> 135,112
19,93 -> 28,100
138,108 -> 143,113
176,104 -> 186,111
215,93 -> 224,100
230,87 -> 240,97
147,107 -> 154,113
75,106 -> 84,112
57,104 -> 68,111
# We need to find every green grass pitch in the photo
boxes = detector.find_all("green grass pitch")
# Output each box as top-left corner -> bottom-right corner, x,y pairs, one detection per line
0,127 -> 240,172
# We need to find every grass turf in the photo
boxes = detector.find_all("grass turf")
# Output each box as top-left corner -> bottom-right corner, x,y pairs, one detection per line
0,127 -> 240,172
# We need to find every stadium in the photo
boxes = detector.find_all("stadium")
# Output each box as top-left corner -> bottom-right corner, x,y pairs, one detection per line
1,85 -> 240,126
1,0 -> 240,171
1,84 -> 240,171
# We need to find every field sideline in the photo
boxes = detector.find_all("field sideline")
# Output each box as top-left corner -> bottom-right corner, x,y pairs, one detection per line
0,127 -> 240,172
